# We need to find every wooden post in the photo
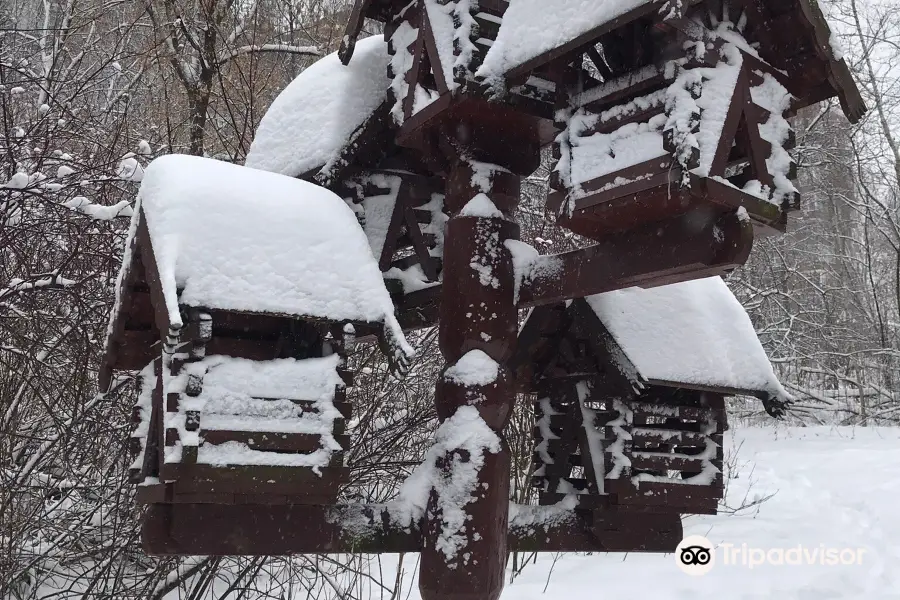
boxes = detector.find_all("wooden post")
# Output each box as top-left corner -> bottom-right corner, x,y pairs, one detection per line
420,142 -> 526,600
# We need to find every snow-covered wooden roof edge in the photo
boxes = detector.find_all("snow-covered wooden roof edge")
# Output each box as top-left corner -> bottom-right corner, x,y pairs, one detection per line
101,155 -> 413,390
245,35 -> 392,185
515,277 -> 789,409
475,0 -> 863,123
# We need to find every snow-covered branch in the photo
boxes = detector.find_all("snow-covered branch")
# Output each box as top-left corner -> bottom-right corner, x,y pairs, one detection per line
217,43 -> 321,66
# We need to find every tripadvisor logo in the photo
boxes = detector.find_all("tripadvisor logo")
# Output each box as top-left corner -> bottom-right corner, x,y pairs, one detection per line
675,535 -> 868,575
676,535 -> 715,576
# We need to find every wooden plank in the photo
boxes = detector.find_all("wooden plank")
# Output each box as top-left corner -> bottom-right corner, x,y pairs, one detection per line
139,360 -> 163,482
200,431 -> 351,454
142,502 -> 682,556
401,184 -> 440,281
520,211 -> 753,308
204,337 -> 279,361
632,427 -> 707,448
628,452 -> 707,473
136,483 -> 168,505
607,478 -> 721,514
692,175 -> 786,234
504,0 -> 669,82
398,211 -> 752,329
511,304 -> 568,391
160,463 -> 344,496
631,401 -> 717,422
338,0 -> 372,64
136,481 -> 339,506
124,291 -> 155,329
561,155 -> 674,213
207,310 -> 291,339
421,6 -> 452,94
570,299 -> 645,395
110,329 -> 158,370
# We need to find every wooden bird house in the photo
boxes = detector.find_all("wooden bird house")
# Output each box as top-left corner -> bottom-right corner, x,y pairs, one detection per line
339,0 -> 865,242
245,34 -> 448,307
341,0 -> 562,173
524,0 -> 863,239
101,155 -> 412,518
514,277 -> 789,515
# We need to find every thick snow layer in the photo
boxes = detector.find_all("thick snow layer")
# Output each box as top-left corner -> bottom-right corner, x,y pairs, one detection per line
245,35 -> 388,178
443,350 -> 500,386
477,0 -> 654,80
424,0 -> 478,88
569,115 -> 668,186
388,21 -> 422,124
133,155 -> 409,354
356,173 -> 401,262
585,277 -> 787,399
460,193 -> 503,218
692,46 -> 744,177
751,73 -> 797,203
179,354 -> 344,409
197,439 -> 341,468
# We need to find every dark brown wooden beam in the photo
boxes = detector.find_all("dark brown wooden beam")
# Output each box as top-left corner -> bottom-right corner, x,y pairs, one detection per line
518,211 -> 753,308
389,212 -> 752,332
142,502 -> 682,556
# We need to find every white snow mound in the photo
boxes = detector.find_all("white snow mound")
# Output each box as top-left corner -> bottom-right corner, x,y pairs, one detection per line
246,35 -> 389,178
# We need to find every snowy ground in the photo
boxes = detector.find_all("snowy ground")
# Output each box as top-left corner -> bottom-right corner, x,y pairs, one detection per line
383,426 -> 900,600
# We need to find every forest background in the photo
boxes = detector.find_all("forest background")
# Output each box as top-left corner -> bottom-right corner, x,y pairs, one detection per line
2,0 -> 898,597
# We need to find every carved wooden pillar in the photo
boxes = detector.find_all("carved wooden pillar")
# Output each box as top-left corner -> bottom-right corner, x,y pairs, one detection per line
419,149 -> 524,600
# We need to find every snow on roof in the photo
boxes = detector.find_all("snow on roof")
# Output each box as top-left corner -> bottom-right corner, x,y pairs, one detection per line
133,155 -> 408,346
585,277 -> 787,399
245,35 -> 389,178
477,0 -> 655,80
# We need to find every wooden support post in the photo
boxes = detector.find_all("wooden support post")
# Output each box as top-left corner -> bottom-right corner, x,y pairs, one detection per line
422,156 -> 523,600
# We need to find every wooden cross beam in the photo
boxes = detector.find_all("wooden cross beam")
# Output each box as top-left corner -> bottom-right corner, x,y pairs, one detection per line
389,210 -> 753,331
141,502 -> 683,556
519,210 -> 753,307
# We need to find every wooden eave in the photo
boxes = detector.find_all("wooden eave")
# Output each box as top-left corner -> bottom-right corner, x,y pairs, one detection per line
311,101 -> 394,188
757,0 -> 865,123
489,0 -> 864,123
99,212 -> 170,391
513,296 -> 772,400
500,0 -> 685,83
339,0 -> 405,64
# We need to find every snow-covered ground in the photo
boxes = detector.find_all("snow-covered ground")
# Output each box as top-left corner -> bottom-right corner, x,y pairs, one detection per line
385,426 -> 900,600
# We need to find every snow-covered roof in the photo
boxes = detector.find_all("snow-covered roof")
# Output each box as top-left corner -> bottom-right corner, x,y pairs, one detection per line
477,0 -> 654,79
585,277 -> 787,400
129,155 -> 408,347
245,35 -> 389,178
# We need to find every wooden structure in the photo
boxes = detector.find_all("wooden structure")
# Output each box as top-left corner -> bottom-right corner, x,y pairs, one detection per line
544,1 -> 865,239
514,278 -> 789,516
246,35 -> 448,298
102,155 -> 411,519
100,2 -> 867,600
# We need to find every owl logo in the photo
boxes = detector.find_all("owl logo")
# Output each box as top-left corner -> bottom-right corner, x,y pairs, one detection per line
676,535 -> 715,576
